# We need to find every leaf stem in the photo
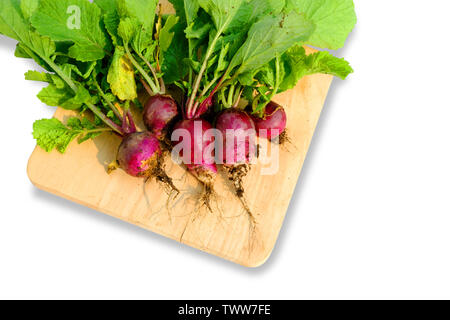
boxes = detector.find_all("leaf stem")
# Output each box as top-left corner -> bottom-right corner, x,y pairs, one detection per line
262,55 -> 281,110
227,84 -> 235,106
94,82 -> 123,121
232,86 -> 244,109
200,75 -> 220,97
127,110 -> 137,133
136,51 -> 162,94
125,45 -> 159,95
82,128 -> 113,134
87,102 -> 124,134
220,88 -> 227,107
187,27 -> 224,117
45,58 -> 124,135
140,78 -> 155,96
193,72 -> 227,117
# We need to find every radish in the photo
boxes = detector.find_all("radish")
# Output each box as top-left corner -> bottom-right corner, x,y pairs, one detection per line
215,110 -> 257,223
215,110 -> 256,165
252,102 -> 287,141
172,119 -> 217,210
116,132 -> 178,193
143,95 -> 179,141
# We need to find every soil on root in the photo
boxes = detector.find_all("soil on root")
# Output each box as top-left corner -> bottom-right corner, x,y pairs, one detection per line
226,164 -> 250,198
278,130 -> 290,145
271,130 -> 291,145
159,135 -> 174,154
224,164 -> 257,230
190,168 -> 217,213
223,164 -> 263,255
270,130 -> 297,154
147,155 -> 180,196
178,179 -> 226,244
199,182 -> 215,213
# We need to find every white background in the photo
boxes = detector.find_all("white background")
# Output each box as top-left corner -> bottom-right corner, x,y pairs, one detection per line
1,1 -> 450,300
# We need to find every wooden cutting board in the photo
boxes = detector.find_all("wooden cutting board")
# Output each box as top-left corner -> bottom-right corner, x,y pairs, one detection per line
27,1 -> 334,267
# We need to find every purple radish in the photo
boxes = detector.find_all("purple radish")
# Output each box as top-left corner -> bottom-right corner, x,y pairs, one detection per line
117,132 -> 161,177
117,132 -> 178,193
215,110 -> 257,222
172,119 -> 217,210
143,95 -> 179,140
253,102 -> 287,141
215,110 -> 256,165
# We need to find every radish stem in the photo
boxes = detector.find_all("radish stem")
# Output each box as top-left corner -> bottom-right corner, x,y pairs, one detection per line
94,82 -> 123,121
187,27 -> 224,117
127,110 -> 137,133
125,45 -> 160,95
140,78 -> 155,96
136,51 -> 162,94
45,59 -> 124,135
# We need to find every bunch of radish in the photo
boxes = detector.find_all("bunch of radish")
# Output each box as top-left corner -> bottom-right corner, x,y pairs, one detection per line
0,0 -> 356,220
139,0 -> 355,217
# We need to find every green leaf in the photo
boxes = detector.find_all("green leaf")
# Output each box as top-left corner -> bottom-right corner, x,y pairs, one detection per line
27,31 -> 56,60
63,61 -> 97,79
254,46 -> 353,93
197,0 -> 245,33
51,75 -> 67,89
107,110 -> 115,118
253,59 -> 283,89
0,0 -> 22,40
225,0 -> 286,35
14,43 -> 32,58
212,31 -> 244,57
25,70 -> 53,83
229,11 -> 315,76
227,0 -> 287,34
169,0 -> 200,26
33,117 -> 108,153
33,118 -> 80,153
159,15 -> 179,52
184,58 -> 201,73
118,0 -> 157,28
285,0 -> 357,50
131,26 -> 153,55
238,72 -> 255,87
281,48 -> 353,89
37,84 -> 70,108
20,0 -> 39,21
0,0 -> 56,60
162,21 -> 189,84
94,0 -> 118,13
16,43 -> 55,74
214,43 -> 230,79
117,0 -> 158,53
186,23 -> 212,41
37,83 -> 93,110
185,10 -> 212,40
226,0 -> 285,38
117,17 -> 137,44
104,11 -> 121,45
249,0 -> 286,19
31,0 -> 108,61
26,70 -> 67,89
61,86 -> 93,109
94,0 -> 120,44
117,16 -> 152,55
107,47 -> 137,101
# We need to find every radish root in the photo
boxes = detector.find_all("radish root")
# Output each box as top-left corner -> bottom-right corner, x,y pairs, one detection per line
149,156 -> 180,196
276,130 -> 290,145
224,164 -> 258,237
